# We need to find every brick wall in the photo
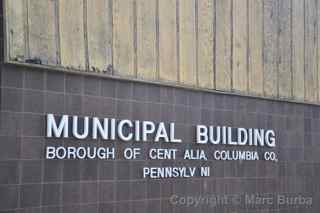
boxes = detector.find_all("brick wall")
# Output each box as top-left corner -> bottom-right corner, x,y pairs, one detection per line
0,64 -> 319,212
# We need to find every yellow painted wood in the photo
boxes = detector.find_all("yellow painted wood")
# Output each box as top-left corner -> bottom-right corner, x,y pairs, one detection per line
304,0 -> 318,102
278,0 -> 292,98
232,0 -> 248,92
197,0 -> 214,89
292,0 -> 304,100
248,0 -> 263,95
263,0 -> 278,97
159,0 -> 178,82
5,0 -> 320,104
113,0 -> 135,76
87,0 -> 112,72
6,0 -> 26,61
179,0 -> 196,85
27,0 -> 56,65
215,0 -> 232,91
136,0 -> 157,80
59,0 -> 86,69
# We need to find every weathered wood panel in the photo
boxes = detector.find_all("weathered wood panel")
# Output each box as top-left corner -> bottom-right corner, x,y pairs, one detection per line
136,0 -> 157,80
6,0 -> 26,61
278,0 -> 292,98
215,0 -> 232,91
158,0 -> 178,82
179,0 -> 197,85
27,0 -> 56,65
5,0 -> 320,104
304,0 -> 318,102
263,0 -> 278,97
232,0 -> 248,92
113,0 -> 135,76
248,0 -> 263,95
87,0 -> 112,72
197,0 -> 214,89
59,0 -> 86,69
292,0 -> 305,100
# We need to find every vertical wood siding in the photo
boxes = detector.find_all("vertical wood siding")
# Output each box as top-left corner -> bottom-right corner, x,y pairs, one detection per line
4,0 -> 320,103
292,0 -> 305,100
6,0 -> 25,61
59,0 -> 86,70
113,0 -> 135,76
179,0 -> 197,85
248,0 -> 263,95
215,0 -> 232,91
136,0 -> 157,80
158,0 -> 178,82
263,0 -> 278,97
304,0 -> 318,102
278,0 -> 292,98
197,0 -> 214,89
86,0 -> 112,72
232,0 -> 248,92
28,0 -> 57,65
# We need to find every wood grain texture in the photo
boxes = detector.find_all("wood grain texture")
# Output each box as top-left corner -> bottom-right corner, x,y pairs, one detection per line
136,0 -> 157,80
232,0 -> 248,92
59,0 -> 86,69
28,0 -> 56,65
248,0 -> 263,95
197,0 -> 214,89
113,0 -> 135,76
6,0 -> 26,61
158,0 -> 178,82
304,0 -> 318,102
215,0 -> 232,91
292,0 -> 304,100
278,0 -> 292,98
263,0 -> 278,97
87,0 -> 112,72
5,0 -> 320,104
179,0 -> 197,85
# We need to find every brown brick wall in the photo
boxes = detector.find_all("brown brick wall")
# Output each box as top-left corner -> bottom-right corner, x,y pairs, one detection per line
0,64 -> 319,212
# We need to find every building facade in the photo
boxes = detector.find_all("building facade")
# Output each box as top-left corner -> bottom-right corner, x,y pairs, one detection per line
0,0 -> 319,212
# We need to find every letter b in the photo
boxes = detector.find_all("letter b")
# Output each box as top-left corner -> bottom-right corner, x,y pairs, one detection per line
196,125 -> 208,144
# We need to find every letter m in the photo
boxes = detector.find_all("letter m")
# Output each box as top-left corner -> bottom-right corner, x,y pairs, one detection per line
47,114 -> 69,138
